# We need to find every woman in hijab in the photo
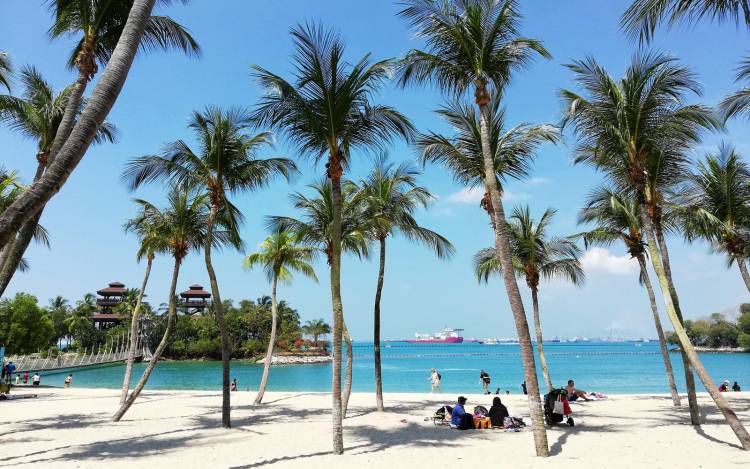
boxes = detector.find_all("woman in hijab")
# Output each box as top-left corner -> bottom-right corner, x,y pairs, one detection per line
488,396 -> 509,427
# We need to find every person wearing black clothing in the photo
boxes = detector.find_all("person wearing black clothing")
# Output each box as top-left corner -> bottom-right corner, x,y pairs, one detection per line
479,370 -> 491,394
733,381 -> 741,392
521,380 -> 527,395
488,396 -> 509,427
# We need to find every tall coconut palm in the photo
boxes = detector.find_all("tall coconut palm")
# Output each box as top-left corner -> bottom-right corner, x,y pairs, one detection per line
122,106 -> 294,428
358,158 -> 454,411
47,0 -> 199,162
118,201 -> 168,404
398,0 -> 552,455
0,52 -> 10,92
252,24 -> 413,454
561,52 -> 750,448
0,0 -> 172,253
269,179 -> 371,417
112,184 -> 233,421
415,91 -> 557,454
474,206 -> 583,393
0,66 -> 116,297
576,187 -> 681,407
243,230 -> 317,405
679,144 -> 750,292
621,0 -> 750,42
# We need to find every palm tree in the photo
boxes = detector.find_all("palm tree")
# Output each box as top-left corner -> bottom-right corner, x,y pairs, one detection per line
122,106 -> 295,428
679,144 -> 750,292
398,0 -> 552,455
243,230 -> 317,405
303,319 -> 331,347
0,51 -> 10,92
0,0 -> 172,252
112,184 -> 233,422
118,199 -> 168,404
358,158 -> 454,411
65,293 -> 97,339
474,206 -> 583,393
46,0 -> 199,162
252,24 -> 413,454
269,179 -> 371,418
0,66 -> 116,297
415,92 -> 557,454
621,0 -> 750,42
576,187 -> 681,407
48,295 -> 71,348
561,52 -> 750,448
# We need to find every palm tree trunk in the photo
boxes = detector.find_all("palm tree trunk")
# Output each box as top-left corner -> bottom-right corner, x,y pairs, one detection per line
641,210 -> 750,449
0,160 -> 48,297
373,236 -> 386,412
734,255 -> 750,293
205,203 -> 231,428
329,152 -> 345,455
530,286 -> 553,393
119,255 -> 153,404
49,68 -> 88,164
477,96 -> 548,457
254,276 -> 278,405
636,253 -> 680,407
342,319 -> 353,417
0,0 -> 157,250
112,256 -> 180,422
652,219 -> 700,424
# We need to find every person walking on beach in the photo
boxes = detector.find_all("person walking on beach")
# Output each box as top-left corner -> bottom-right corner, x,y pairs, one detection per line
64,374 -> 73,388
429,368 -> 441,393
15,374 -> 20,385
521,380 -> 527,395
479,370 -> 491,394
23,372 -> 28,384
32,373 -> 40,386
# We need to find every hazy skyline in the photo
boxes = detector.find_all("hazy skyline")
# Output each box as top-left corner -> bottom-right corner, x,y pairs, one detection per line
2,0 -> 748,340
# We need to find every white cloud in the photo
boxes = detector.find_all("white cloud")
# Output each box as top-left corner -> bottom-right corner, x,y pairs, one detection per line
528,177 -> 551,186
580,247 -> 638,275
447,187 -> 484,204
446,187 -> 528,204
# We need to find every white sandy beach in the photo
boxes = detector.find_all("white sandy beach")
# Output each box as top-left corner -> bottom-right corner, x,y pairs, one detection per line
2,387 -> 750,468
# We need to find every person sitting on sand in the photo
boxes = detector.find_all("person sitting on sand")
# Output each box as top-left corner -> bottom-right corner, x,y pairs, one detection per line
566,379 -> 590,401
488,396 -> 509,427
733,381 -> 741,392
451,396 -> 467,427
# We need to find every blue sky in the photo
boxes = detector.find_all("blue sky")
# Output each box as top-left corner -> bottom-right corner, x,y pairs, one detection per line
2,0 -> 749,340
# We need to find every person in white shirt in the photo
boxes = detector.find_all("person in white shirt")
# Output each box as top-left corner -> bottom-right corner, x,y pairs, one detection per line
428,368 -> 441,393
64,374 -> 73,388
32,373 -> 41,386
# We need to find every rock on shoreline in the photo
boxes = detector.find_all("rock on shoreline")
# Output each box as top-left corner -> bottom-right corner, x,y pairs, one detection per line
256,355 -> 332,365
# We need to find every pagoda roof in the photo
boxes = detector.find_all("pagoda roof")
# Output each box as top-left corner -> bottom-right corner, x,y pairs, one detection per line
97,281 -> 127,296
180,284 -> 211,298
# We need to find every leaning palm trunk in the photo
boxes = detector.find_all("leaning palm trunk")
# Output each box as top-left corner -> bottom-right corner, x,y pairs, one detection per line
734,255 -> 750,293
636,253 -> 680,407
0,0 -> 157,250
329,154 -> 345,455
119,254 -> 153,404
641,210 -> 750,449
652,220 -> 700,424
112,256 -> 180,422
373,236 -> 386,411
477,96 -> 548,457
530,287 -> 553,393
254,276 -> 278,405
205,204 -> 231,427
342,320 -> 353,417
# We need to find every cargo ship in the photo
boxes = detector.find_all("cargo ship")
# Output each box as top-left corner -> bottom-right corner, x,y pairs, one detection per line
406,328 -> 464,344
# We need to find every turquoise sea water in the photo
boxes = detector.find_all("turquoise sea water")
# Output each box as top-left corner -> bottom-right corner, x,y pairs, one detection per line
35,342 -> 750,394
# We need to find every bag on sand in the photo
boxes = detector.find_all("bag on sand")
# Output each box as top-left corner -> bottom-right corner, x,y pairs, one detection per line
458,413 -> 474,430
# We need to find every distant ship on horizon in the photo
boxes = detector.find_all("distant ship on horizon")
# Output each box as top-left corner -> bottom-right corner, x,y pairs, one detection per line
405,328 -> 464,344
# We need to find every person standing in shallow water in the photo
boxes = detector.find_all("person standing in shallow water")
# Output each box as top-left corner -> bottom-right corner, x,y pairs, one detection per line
480,370 -> 491,394
429,368 -> 441,393
231,378 -> 237,392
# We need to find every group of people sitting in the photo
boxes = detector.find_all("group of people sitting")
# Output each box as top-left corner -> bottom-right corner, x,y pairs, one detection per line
438,395 -> 521,430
